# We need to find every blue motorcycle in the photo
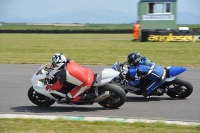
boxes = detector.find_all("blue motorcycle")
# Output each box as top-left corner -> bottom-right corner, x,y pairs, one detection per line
112,62 -> 193,99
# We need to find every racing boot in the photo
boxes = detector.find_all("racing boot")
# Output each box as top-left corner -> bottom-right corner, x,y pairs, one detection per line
65,95 -> 72,103
69,93 -> 95,103
76,93 -> 94,103
142,89 -> 150,98
84,93 -> 95,103
74,93 -> 95,103
57,95 -> 71,104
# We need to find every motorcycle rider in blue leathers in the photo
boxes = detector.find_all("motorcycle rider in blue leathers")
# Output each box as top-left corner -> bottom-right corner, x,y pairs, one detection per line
121,51 -> 166,98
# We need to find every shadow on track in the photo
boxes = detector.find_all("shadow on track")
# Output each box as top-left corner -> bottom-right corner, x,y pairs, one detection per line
10,106 -> 119,113
126,96 -> 187,102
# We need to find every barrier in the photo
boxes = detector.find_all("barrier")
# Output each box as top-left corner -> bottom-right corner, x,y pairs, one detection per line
1,29 -> 200,42
141,29 -> 200,42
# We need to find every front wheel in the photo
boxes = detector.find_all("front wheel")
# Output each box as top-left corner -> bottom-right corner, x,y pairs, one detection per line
28,86 -> 55,106
166,77 -> 193,99
98,83 -> 126,109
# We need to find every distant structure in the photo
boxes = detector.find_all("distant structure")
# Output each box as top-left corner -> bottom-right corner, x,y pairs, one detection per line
138,0 -> 177,31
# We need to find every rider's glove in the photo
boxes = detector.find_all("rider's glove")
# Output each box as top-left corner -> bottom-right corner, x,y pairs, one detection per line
46,84 -> 52,91
121,65 -> 129,79
121,79 -> 129,86
46,68 -> 54,80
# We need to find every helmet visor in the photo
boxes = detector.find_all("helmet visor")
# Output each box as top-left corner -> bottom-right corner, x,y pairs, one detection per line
52,61 -> 58,68
127,58 -> 133,66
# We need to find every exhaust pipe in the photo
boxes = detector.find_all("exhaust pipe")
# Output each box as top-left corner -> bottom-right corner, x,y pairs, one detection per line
94,91 -> 110,102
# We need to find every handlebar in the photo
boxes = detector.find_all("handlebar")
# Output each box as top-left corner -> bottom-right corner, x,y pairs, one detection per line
112,62 -> 130,80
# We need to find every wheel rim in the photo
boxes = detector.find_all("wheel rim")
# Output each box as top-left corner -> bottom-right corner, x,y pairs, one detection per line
31,90 -> 54,105
168,83 -> 188,97
99,91 -> 121,107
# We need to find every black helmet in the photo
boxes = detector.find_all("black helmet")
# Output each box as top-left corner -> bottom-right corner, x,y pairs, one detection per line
127,52 -> 141,66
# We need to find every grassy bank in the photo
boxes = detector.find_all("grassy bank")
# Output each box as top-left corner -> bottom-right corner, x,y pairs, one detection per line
0,118 -> 199,133
0,34 -> 200,66
0,23 -> 200,30
0,24 -> 133,30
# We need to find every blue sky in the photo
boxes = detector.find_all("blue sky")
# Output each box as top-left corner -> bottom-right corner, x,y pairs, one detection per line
0,0 -> 200,24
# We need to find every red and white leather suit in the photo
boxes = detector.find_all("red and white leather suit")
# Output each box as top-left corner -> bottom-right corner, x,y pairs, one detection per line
49,60 -> 94,102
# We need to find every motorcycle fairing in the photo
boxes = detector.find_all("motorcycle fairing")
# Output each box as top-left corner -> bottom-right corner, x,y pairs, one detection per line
169,66 -> 186,77
112,62 -> 120,71
93,68 -> 119,86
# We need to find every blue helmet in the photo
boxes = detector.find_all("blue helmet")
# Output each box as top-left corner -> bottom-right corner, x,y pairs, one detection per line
127,52 -> 141,66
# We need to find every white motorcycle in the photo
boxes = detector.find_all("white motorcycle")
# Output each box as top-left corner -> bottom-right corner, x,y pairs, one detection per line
28,64 -> 126,108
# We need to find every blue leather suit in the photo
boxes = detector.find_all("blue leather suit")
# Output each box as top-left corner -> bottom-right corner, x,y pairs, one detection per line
126,57 -> 166,97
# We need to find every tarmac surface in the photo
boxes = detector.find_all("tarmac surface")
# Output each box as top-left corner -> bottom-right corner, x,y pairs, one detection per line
0,64 -> 199,122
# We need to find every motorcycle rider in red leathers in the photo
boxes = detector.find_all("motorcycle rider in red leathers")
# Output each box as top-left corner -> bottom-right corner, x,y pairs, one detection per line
45,53 -> 95,103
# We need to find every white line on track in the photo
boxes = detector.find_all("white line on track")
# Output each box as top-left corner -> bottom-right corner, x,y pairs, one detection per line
0,114 -> 199,126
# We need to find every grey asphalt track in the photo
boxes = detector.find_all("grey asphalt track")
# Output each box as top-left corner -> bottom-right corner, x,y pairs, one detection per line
0,64 -> 199,122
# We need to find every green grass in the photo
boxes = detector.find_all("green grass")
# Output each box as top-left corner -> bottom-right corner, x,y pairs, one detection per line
0,118 -> 199,133
0,23 -> 200,30
0,24 -> 133,30
0,33 -> 200,66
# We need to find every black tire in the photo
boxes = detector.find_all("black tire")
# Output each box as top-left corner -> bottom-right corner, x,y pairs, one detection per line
166,77 -> 193,99
110,80 -> 128,94
28,86 -> 55,106
98,83 -> 126,109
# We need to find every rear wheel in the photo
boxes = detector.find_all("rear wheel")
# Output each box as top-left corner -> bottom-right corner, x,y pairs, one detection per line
98,83 -> 126,109
28,86 -> 55,106
166,77 -> 193,99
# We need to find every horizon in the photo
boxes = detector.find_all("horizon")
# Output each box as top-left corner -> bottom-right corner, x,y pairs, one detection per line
0,0 -> 200,24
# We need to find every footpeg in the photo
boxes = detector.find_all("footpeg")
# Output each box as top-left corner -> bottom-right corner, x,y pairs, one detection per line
157,88 -> 167,94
